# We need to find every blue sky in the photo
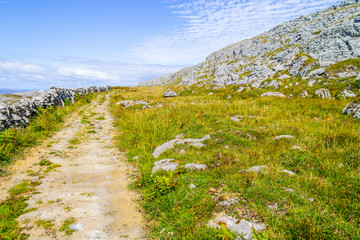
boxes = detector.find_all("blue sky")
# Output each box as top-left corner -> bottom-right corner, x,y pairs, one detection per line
0,0 -> 341,90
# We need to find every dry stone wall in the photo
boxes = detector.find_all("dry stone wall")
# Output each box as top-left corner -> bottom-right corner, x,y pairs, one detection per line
0,86 -> 109,132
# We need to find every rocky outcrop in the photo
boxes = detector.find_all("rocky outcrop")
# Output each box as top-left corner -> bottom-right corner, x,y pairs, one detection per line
139,1 -> 360,88
0,86 -> 109,132
163,89 -> 177,98
343,100 -> 360,118
314,88 -> 332,99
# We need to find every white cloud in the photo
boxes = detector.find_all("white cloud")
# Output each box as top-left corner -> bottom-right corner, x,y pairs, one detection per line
0,58 -> 183,90
131,0 -> 341,65
0,61 -> 44,74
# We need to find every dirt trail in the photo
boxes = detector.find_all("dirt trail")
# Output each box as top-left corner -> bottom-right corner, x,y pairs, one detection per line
0,95 -> 145,239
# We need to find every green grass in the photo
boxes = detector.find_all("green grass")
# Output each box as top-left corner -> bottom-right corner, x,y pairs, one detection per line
110,86 -> 360,239
58,217 -> 76,235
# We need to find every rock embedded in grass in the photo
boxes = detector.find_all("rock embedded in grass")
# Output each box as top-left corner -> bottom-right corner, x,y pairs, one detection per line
163,89 -> 177,98
343,100 -> 360,118
283,169 -> 296,175
239,165 -> 268,173
152,135 -> 211,158
207,213 -> 266,240
340,90 -> 356,99
273,135 -> 294,140
314,88 -> 331,99
152,159 -> 178,173
184,163 -> 207,171
260,92 -> 286,98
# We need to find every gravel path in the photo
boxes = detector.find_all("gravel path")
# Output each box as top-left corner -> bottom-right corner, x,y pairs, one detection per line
1,95 -> 144,239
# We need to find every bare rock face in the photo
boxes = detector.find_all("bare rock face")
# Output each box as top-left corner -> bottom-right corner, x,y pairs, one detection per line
0,86 -> 110,132
343,100 -> 360,118
140,1 -> 360,88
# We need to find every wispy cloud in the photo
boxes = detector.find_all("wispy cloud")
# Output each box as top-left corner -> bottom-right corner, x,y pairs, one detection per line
0,58 -> 183,90
131,0 -> 341,65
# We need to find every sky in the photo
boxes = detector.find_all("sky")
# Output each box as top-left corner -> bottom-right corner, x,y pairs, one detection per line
0,0 -> 341,90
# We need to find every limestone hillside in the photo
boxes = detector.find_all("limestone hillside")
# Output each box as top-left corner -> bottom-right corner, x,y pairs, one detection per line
139,0 -> 360,88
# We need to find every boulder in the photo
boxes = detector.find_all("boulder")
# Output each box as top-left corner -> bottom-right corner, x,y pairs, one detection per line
152,135 -> 211,158
152,159 -> 178,173
163,90 -> 177,98
343,100 -> 360,118
314,88 -> 331,99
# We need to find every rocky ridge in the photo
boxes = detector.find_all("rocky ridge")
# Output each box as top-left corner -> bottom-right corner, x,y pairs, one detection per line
0,86 -> 109,132
139,0 -> 360,88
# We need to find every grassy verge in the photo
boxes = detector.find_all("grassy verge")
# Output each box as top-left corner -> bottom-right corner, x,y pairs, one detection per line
110,86 -> 360,239
0,92 -> 96,239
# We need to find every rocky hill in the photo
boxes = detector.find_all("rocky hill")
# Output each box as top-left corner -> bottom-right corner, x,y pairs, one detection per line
139,0 -> 360,88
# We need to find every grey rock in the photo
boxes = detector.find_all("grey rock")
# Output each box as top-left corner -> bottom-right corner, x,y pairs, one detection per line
341,89 -> 356,99
240,165 -> 268,173
115,100 -> 149,108
237,87 -> 250,92
283,169 -> 296,175
70,223 -> 84,231
152,135 -> 211,158
184,163 -> 207,171
189,183 -> 196,189
207,213 -> 266,240
163,89 -> 177,98
306,68 -> 325,78
218,197 -> 239,207
152,159 -> 178,173
343,100 -> 360,118
337,71 -> 358,78
260,92 -> 286,98
273,135 -> 294,140
292,145 -> 303,150
315,88 -> 331,99
230,115 -> 243,122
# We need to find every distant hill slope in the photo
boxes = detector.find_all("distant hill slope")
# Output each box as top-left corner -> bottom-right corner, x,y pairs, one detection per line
139,0 -> 360,87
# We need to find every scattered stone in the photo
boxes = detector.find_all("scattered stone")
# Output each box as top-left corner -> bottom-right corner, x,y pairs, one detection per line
306,68 -> 325,78
314,88 -> 331,99
230,115 -> 243,122
179,149 -> 186,155
133,156 -> 140,160
184,163 -> 207,171
189,183 -> 196,189
227,95 -> 232,99
300,90 -> 309,98
283,187 -> 294,193
268,203 -> 279,211
115,100 -> 149,108
207,213 -> 266,240
278,74 -> 290,80
237,87 -> 250,92
218,197 -> 239,207
283,169 -> 296,175
152,135 -> 211,158
341,90 -> 356,99
208,92 -> 213,95
260,92 -> 286,98
239,165 -> 268,173
307,198 -> 315,202
70,223 -> 84,231
343,100 -> 360,118
175,133 -> 185,139
292,145 -> 303,150
338,163 -> 344,168
152,159 -> 178,173
273,135 -> 294,140
308,79 -> 317,87
163,89 -> 177,98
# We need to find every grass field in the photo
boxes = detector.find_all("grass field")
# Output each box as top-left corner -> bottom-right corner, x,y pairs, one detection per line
110,86 -> 360,239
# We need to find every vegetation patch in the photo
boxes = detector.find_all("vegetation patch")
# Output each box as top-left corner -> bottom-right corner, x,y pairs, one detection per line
110,86 -> 360,239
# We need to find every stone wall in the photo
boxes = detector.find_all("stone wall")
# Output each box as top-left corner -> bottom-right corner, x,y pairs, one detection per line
0,86 -> 109,132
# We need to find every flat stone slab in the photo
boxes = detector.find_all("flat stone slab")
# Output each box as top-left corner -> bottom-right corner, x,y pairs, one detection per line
184,163 -> 207,171
239,165 -> 268,173
152,159 -> 178,173
207,213 -> 266,240
152,135 -> 211,158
